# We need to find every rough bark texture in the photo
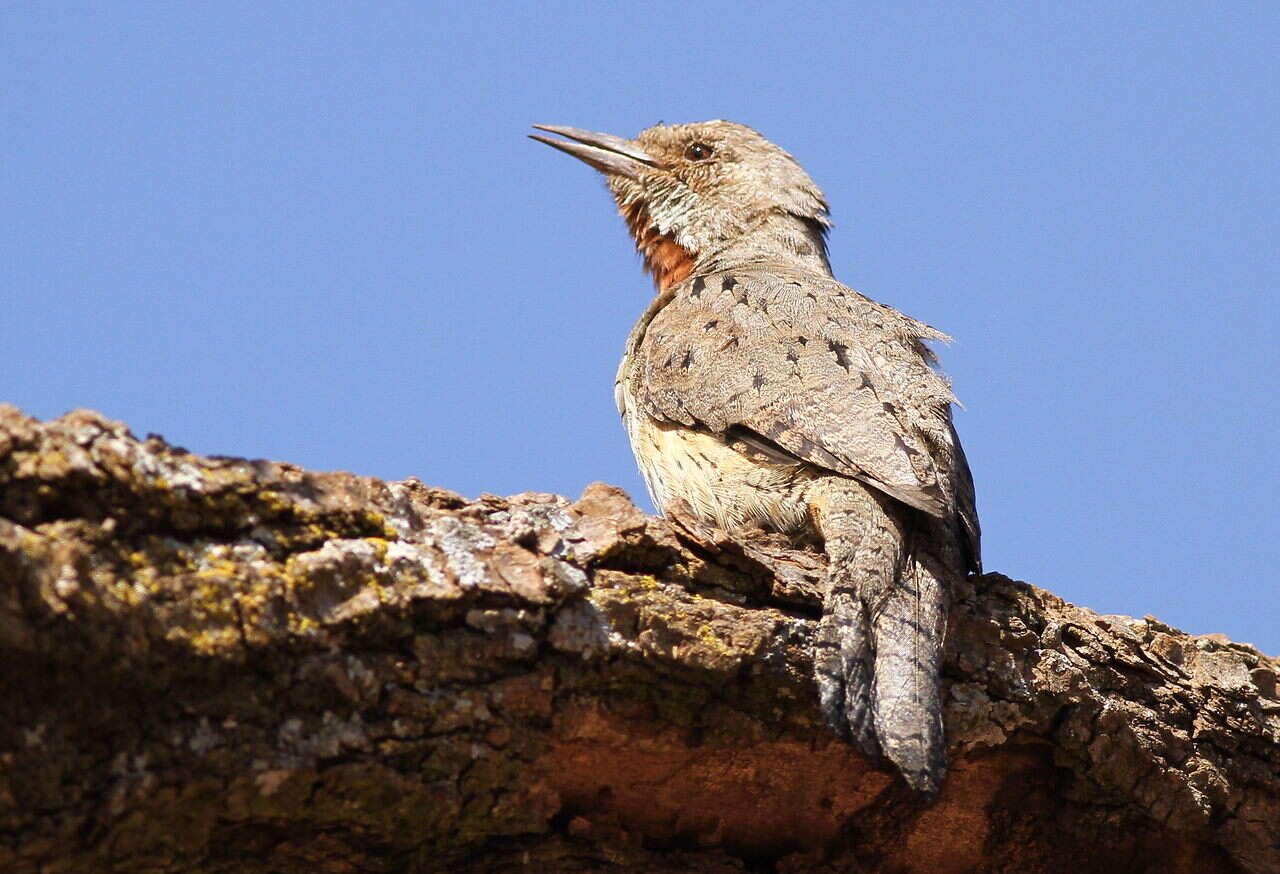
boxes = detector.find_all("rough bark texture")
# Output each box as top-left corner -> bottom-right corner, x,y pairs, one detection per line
0,406 -> 1276,873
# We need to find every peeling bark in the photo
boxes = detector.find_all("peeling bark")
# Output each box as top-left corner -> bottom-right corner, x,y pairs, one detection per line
0,406 -> 1276,873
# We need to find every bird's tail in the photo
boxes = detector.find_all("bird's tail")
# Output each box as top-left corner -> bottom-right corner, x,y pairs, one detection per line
811,479 -> 950,796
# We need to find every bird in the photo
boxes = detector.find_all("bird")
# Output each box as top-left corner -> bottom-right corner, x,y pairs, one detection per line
530,120 -> 980,796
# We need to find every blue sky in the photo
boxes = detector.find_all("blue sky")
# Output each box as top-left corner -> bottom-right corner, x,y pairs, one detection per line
3,3 -> 1277,651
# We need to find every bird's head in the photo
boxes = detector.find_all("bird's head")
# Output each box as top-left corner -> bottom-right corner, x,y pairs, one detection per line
531,120 -> 831,291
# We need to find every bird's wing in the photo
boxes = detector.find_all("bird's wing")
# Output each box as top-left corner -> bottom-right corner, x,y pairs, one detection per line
946,416 -> 982,573
627,268 -> 972,524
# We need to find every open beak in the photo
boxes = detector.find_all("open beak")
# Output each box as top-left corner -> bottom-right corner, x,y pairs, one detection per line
529,124 -> 658,179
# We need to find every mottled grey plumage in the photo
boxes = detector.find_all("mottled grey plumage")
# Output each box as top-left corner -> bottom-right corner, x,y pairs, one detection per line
532,120 -> 980,795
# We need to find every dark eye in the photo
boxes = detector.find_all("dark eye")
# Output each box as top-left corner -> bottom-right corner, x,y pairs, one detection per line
684,142 -> 714,161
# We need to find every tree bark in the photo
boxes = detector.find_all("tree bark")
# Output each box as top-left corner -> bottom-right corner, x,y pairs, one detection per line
0,406 -> 1276,873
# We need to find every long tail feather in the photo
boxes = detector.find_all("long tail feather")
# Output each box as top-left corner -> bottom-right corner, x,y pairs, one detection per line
811,479 -> 950,796
869,550 -> 949,795
815,581 -> 879,757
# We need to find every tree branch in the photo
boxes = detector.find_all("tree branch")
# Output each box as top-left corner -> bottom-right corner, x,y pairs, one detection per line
1,406 -> 1276,873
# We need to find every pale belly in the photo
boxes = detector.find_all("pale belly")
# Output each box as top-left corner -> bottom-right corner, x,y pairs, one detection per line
622,408 -> 813,534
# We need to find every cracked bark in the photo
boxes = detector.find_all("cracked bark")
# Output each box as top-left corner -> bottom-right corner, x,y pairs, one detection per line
0,405 -> 1276,873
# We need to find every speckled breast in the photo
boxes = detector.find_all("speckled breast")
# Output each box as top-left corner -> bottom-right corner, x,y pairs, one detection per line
614,371 -> 812,534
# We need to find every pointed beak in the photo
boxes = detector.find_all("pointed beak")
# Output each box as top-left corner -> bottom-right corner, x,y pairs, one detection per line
529,124 -> 658,179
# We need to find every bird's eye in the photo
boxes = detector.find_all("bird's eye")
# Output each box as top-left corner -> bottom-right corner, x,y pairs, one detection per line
684,142 -> 714,161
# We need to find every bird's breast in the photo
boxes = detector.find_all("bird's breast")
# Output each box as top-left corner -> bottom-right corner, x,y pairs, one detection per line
616,378 -> 811,534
